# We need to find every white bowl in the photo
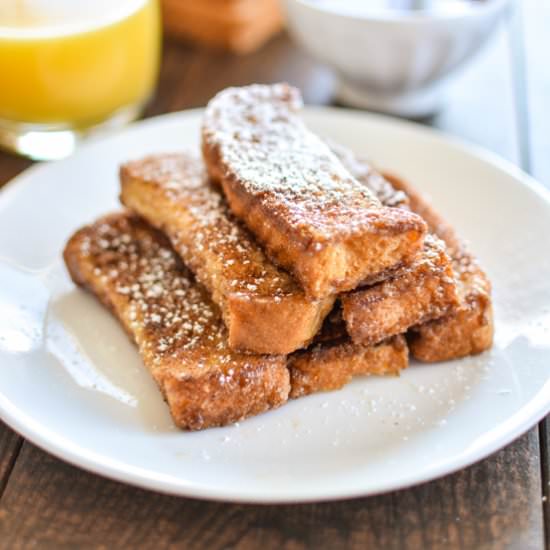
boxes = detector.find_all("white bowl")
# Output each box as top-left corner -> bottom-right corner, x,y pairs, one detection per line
283,0 -> 511,116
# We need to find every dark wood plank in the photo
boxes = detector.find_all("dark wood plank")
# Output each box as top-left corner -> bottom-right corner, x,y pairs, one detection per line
145,34 -> 335,117
0,433 -> 542,550
0,28 -> 545,550
518,0 -> 550,545
0,423 -> 22,499
0,155 -> 32,189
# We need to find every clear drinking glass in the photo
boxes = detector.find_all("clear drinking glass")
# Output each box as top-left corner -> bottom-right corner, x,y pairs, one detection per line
0,0 -> 161,160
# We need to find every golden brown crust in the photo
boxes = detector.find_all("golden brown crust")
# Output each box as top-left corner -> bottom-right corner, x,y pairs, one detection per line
383,172 -> 494,362
405,291 -> 492,361
332,146 -> 493,362
120,152 -> 334,354
288,335 -> 408,398
341,236 -> 459,346
63,213 -> 290,430
202,83 -> 427,298
64,213 -> 409,423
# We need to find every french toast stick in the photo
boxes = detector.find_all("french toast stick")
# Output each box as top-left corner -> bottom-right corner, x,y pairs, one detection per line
383,173 -> 493,361
331,142 -> 492,360
289,335 -> 407,399
328,142 -> 458,346
120,152 -> 335,355
202,83 -> 427,299
63,213 -> 290,430
341,235 -> 458,346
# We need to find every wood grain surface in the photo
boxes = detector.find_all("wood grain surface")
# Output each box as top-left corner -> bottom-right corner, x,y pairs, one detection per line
0,424 -> 21,500
0,433 -> 543,550
0,5 -> 548,547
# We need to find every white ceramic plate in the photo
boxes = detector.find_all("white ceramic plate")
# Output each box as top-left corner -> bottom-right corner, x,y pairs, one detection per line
1,108 -> 549,503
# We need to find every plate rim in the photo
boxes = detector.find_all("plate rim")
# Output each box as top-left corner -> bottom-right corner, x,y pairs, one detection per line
2,381 -> 550,503
1,106 -> 549,504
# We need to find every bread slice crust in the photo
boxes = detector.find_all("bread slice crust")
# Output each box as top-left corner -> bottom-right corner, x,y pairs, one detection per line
289,335 -> 408,398
341,236 -> 458,346
383,173 -> 493,361
331,143 -> 492,361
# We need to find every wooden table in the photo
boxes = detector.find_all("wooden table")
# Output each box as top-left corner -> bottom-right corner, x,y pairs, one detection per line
1,2 -> 548,548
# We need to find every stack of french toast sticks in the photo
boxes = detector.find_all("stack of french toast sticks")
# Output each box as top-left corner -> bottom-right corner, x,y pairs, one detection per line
64,84 -> 493,431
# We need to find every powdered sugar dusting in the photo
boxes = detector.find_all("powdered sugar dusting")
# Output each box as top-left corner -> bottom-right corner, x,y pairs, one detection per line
202,83 -> 384,242
77,214 -> 270,377
328,139 -> 409,209
122,153 -> 303,301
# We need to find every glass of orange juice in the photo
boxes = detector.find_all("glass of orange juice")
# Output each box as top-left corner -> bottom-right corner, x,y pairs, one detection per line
0,0 -> 161,160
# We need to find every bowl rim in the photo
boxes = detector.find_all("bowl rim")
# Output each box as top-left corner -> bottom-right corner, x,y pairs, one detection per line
286,0 -> 511,24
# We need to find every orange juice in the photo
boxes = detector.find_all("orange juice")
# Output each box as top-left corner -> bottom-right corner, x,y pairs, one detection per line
0,0 -> 161,158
